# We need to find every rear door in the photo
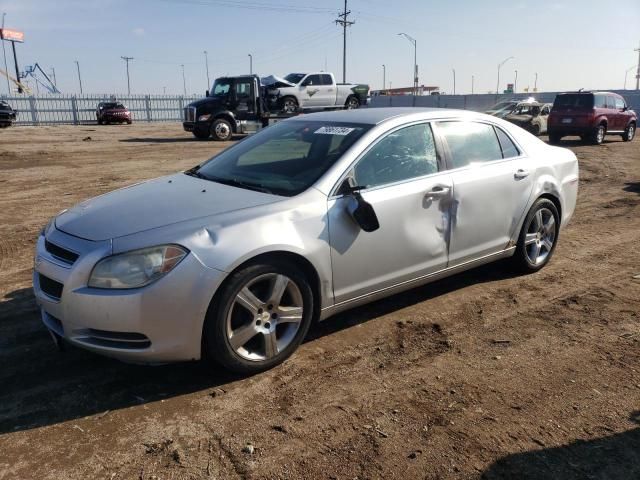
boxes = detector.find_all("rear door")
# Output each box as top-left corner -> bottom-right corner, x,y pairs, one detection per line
434,121 -> 534,266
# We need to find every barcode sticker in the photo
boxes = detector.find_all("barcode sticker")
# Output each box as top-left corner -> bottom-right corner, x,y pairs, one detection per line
314,126 -> 356,135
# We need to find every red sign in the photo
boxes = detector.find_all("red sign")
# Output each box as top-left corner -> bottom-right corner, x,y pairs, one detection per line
0,29 -> 24,43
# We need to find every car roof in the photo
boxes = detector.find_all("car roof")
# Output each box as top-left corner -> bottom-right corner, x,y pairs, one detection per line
289,107 -> 471,125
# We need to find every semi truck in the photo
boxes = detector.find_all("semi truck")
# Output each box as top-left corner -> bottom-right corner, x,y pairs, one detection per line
183,73 -> 369,141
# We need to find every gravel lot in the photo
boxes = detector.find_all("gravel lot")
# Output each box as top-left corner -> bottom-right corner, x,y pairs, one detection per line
0,123 -> 638,480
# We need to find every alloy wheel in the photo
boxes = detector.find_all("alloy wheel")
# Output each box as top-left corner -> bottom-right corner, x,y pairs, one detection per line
524,207 -> 556,265
226,273 -> 304,361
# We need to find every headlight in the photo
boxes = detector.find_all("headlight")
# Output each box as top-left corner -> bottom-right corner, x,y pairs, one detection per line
88,245 -> 188,289
198,114 -> 211,122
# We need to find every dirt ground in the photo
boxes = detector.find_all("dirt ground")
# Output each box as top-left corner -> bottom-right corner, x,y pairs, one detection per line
0,122 -> 638,480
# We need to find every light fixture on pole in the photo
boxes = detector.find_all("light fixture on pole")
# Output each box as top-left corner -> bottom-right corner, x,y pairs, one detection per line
382,64 -> 386,92
248,54 -> 252,75
204,50 -> 210,89
398,33 -> 418,96
496,56 -> 514,97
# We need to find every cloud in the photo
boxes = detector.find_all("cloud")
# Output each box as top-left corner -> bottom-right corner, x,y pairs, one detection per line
132,27 -> 145,36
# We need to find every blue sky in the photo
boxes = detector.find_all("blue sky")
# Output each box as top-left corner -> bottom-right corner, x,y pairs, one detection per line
1,0 -> 639,95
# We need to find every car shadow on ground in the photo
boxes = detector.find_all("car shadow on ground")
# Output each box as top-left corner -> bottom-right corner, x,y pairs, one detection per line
0,260 -> 519,435
119,137 -> 202,143
623,182 -> 640,195
481,411 -> 640,480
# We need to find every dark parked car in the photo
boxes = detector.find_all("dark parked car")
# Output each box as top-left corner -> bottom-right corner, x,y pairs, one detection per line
96,102 -> 132,125
0,101 -> 17,128
547,91 -> 636,144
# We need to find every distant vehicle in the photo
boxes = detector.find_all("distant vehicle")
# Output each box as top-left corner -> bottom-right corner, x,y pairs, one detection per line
96,102 -> 132,125
262,72 -> 369,113
504,102 -> 552,135
548,91 -> 636,144
0,101 -> 17,128
486,97 -> 537,118
35,108 -> 578,374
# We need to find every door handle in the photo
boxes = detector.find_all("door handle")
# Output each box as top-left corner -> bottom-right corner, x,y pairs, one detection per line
514,169 -> 530,179
424,186 -> 451,199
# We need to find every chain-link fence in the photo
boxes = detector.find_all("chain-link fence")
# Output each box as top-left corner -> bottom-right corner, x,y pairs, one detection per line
0,94 -> 201,125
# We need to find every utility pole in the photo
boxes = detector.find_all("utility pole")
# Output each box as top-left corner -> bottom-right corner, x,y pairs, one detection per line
181,64 -> 186,95
1,13 -> 10,94
121,56 -> 133,95
248,53 -> 252,75
204,50 -> 210,89
335,0 -> 354,83
382,64 -> 386,92
74,60 -> 83,94
514,70 -> 518,94
635,42 -> 640,90
534,72 -> 538,92
398,33 -> 418,96
471,75 -> 475,95
496,56 -> 514,98
452,68 -> 456,95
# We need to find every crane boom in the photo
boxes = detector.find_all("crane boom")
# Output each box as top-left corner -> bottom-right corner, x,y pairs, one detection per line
0,66 -> 31,94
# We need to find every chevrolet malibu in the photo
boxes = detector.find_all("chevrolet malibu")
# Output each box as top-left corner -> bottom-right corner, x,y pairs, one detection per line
33,108 -> 579,374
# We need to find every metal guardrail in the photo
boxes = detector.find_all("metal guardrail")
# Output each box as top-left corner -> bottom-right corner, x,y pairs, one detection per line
0,94 -> 201,125
370,90 -> 640,115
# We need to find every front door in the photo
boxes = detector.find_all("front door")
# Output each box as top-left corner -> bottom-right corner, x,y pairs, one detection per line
328,122 -> 453,304
434,121 -> 534,266
233,77 -> 256,121
300,74 -> 330,108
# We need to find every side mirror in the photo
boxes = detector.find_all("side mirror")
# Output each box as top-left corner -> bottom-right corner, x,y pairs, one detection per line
339,181 -> 380,232
206,90 -> 210,97
301,79 -> 312,87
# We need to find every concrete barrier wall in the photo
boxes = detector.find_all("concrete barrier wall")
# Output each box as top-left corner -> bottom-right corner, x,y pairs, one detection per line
370,90 -> 640,114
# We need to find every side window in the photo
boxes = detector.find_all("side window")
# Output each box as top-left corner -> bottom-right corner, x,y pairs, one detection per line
494,127 -> 520,159
594,94 -> 606,108
615,97 -> 626,110
235,81 -> 252,98
437,121 -> 503,169
320,74 -> 333,86
354,123 -> 439,188
304,74 -> 322,86
541,105 -> 550,115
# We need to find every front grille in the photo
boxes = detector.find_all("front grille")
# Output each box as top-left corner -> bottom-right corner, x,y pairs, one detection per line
38,274 -> 64,299
75,328 -> 151,350
184,106 -> 196,122
45,240 -> 79,264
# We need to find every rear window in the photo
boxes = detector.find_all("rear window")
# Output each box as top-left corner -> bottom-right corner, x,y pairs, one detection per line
553,94 -> 594,109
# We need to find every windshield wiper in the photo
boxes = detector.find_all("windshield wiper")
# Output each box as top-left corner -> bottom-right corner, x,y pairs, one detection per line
208,176 -> 274,195
184,166 -> 209,180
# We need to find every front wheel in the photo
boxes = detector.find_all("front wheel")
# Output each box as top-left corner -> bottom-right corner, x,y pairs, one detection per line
622,122 -> 636,142
280,96 -> 298,114
210,118 -> 233,141
203,261 -> 314,374
511,198 -> 559,273
548,133 -> 561,144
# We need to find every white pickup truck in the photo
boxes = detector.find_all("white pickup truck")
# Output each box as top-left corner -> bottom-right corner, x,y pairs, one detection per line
262,72 -> 369,113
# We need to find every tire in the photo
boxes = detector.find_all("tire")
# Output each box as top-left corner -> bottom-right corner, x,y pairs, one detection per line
192,128 -> 210,140
203,260 -> 314,374
590,124 -> 606,145
622,122 -> 636,142
126,120 -> 132,125
210,118 -> 233,141
280,96 -> 298,114
345,95 -> 360,110
530,124 -> 540,136
511,198 -> 560,274
548,133 -> 561,144
97,119 -> 103,125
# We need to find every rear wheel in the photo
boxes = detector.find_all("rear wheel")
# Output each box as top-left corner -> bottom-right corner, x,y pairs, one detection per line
203,261 -> 314,374
548,133 -> 561,144
281,96 -> 298,114
622,122 -> 636,142
210,118 -> 233,141
590,124 -> 606,145
345,95 -> 360,110
511,198 -> 559,273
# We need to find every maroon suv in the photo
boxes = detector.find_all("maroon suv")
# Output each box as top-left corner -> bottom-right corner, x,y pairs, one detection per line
96,102 -> 132,125
547,91 -> 636,144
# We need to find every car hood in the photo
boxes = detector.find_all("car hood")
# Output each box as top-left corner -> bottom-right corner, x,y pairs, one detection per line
188,97 -> 224,111
55,173 -> 283,241
261,75 -> 296,88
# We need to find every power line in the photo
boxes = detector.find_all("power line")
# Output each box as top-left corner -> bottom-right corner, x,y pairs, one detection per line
335,0 -> 354,83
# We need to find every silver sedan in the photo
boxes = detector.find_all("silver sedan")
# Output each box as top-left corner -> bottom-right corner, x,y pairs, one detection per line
33,108 -> 579,373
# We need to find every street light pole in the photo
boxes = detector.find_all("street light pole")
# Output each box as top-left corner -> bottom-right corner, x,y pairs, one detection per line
514,70 -> 518,94
74,60 -> 83,95
398,33 -> 418,96
534,72 -> 538,92
121,56 -> 133,95
181,64 -> 186,95
1,12 -> 10,94
624,65 -> 637,90
452,68 -> 456,95
248,54 -> 252,75
382,64 -> 386,92
204,50 -> 210,89
496,56 -> 514,98
472,75 -> 475,95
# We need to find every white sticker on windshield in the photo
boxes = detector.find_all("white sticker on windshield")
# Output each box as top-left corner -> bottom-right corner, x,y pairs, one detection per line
314,126 -> 356,136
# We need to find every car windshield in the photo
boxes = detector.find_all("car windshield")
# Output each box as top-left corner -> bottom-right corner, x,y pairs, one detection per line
490,102 -> 516,111
101,103 -> 125,109
192,120 -> 371,196
554,94 -> 593,109
284,73 -> 305,84
211,80 -> 231,96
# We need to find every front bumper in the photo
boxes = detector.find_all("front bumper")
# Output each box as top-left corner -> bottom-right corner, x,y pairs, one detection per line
33,226 -> 225,363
